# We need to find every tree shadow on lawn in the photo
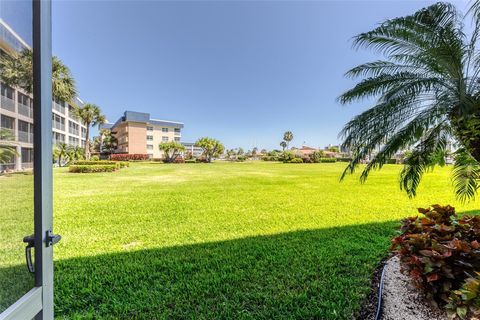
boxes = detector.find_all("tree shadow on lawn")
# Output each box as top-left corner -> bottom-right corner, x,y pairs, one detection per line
1,221 -> 398,319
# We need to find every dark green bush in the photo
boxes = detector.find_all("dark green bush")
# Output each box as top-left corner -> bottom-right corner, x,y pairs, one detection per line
337,157 -> 353,162
287,158 -> 303,163
391,205 -> 480,319
387,158 -> 397,164
310,150 -> 325,163
237,156 -> 246,162
320,158 -> 336,163
69,164 -> 118,173
73,160 -> 129,169
185,159 -> 197,163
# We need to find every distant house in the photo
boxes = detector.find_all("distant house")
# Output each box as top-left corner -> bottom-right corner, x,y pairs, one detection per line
296,146 -> 318,156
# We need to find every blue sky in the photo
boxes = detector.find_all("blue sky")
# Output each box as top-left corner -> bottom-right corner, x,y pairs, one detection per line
51,0 -> 469,150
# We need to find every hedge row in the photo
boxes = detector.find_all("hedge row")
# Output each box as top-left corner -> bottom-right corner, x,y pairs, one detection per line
110,154 -> 149,161
69,164 -> 118,173
73,160 -> 129,168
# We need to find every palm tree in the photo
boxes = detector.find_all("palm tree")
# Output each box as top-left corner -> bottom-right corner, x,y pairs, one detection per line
0,49 -> 76,102
0,129 -> 17,165
280,141 -> 287,151
67,146 -> 84,163
338,3 -> 480,201
73,104 -> 106,159
283,131 -> 293,148
53,143 -> 69,167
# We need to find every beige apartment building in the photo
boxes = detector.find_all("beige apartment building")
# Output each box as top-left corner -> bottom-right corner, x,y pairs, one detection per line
0,19 -> 87,171
101,111 -> 183,159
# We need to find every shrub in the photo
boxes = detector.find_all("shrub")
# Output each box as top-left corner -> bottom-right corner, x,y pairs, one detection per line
337,157 -> 353,162
320,158 -> 336,163
90,155 -> 100,161
301,156 -> 313,163
237,156 -> 246,162
281,151 -> 297,163
288,158 -> 303,163
310,150 -> 325,163
387,158 -> 397,164
110,154 -> 149,161
69,164 -> 117,173
391,205 -> 480,319
73,160 -> 129,169
74,160 -> 118,166
185,159 -> 197,163
173,157 -> 185,163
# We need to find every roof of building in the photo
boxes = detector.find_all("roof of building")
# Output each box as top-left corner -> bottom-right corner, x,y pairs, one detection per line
102,110 -> 184,130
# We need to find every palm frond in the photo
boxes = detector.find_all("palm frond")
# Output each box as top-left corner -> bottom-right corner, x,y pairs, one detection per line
452,148 -> 480,202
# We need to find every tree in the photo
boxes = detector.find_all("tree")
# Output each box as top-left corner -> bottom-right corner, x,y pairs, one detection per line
338,3 -> 480,201
0,48 -> 76,102
280,141 -> 287,151
100,129 -> 117,155
195,137 -> 225,163
237,147 -> 245,155
159,141 -> 185,163
53,143 -> 69,167
0,129 -> 17,165
283,131 -> 293,148
252,147 -> 258,158
67,146 -> 84,163
73,104 -> 106,159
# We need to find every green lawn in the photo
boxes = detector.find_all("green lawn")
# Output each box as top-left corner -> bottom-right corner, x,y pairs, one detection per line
1,162 -> 479,319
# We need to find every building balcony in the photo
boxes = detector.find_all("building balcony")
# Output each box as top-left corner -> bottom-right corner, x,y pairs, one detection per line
18,131 -> 33,143
18,103 -> 33,118
0,96 -> 15,112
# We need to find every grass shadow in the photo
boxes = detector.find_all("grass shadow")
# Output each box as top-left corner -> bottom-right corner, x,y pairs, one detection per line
46,221 -> 396,319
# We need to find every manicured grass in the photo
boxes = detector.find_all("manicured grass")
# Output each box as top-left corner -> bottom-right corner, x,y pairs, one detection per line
1,162 -> 478,318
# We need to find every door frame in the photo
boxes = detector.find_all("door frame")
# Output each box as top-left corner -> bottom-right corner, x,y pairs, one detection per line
0,0 -> 54,319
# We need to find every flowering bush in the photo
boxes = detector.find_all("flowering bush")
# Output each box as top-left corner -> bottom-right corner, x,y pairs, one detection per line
69,164 -> 118,173
391,205 -> 480,319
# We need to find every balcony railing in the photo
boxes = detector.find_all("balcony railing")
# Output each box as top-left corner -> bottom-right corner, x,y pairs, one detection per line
53,101 -> 65,114
18,103 -> 33,118
0,96 -> 15,112
53,122 -> 65,131
21,162 -> 33,169
18,131 -> 33,143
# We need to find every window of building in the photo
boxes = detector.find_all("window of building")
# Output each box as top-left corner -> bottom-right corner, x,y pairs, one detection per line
147,135 -> 153,141
17,92 -> 30,106
147,126 -> 153,131
162,128 -> 168,133
0,83 -> 14,99
52,114 -> 66,131
162,136 -> 169,142
18,120 -> 29,133
174,128 -> 181,133
1,115 -> 14,130
147,144 -> 154,150
81,127 -> 87,138
69,121 -> 79,135
69,136 -> 79,146
52,132 -> 65,144
174,137 -> 180,142
21,148 -> 33,163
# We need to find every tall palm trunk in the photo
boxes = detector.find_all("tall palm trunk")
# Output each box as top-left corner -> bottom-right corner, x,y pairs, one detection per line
85,124 -> 90,160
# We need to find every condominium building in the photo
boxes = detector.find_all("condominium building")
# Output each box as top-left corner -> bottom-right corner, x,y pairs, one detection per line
182,142 -> 203,158
101,111 -> 183,159
0,19 -> 87,171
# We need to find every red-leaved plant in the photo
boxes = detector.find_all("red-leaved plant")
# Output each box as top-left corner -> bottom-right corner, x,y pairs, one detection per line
391,205 -> 480,319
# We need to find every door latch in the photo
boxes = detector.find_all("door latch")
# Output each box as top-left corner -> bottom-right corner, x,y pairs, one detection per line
46,229 -> 61,247
23,234 -> 35,273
